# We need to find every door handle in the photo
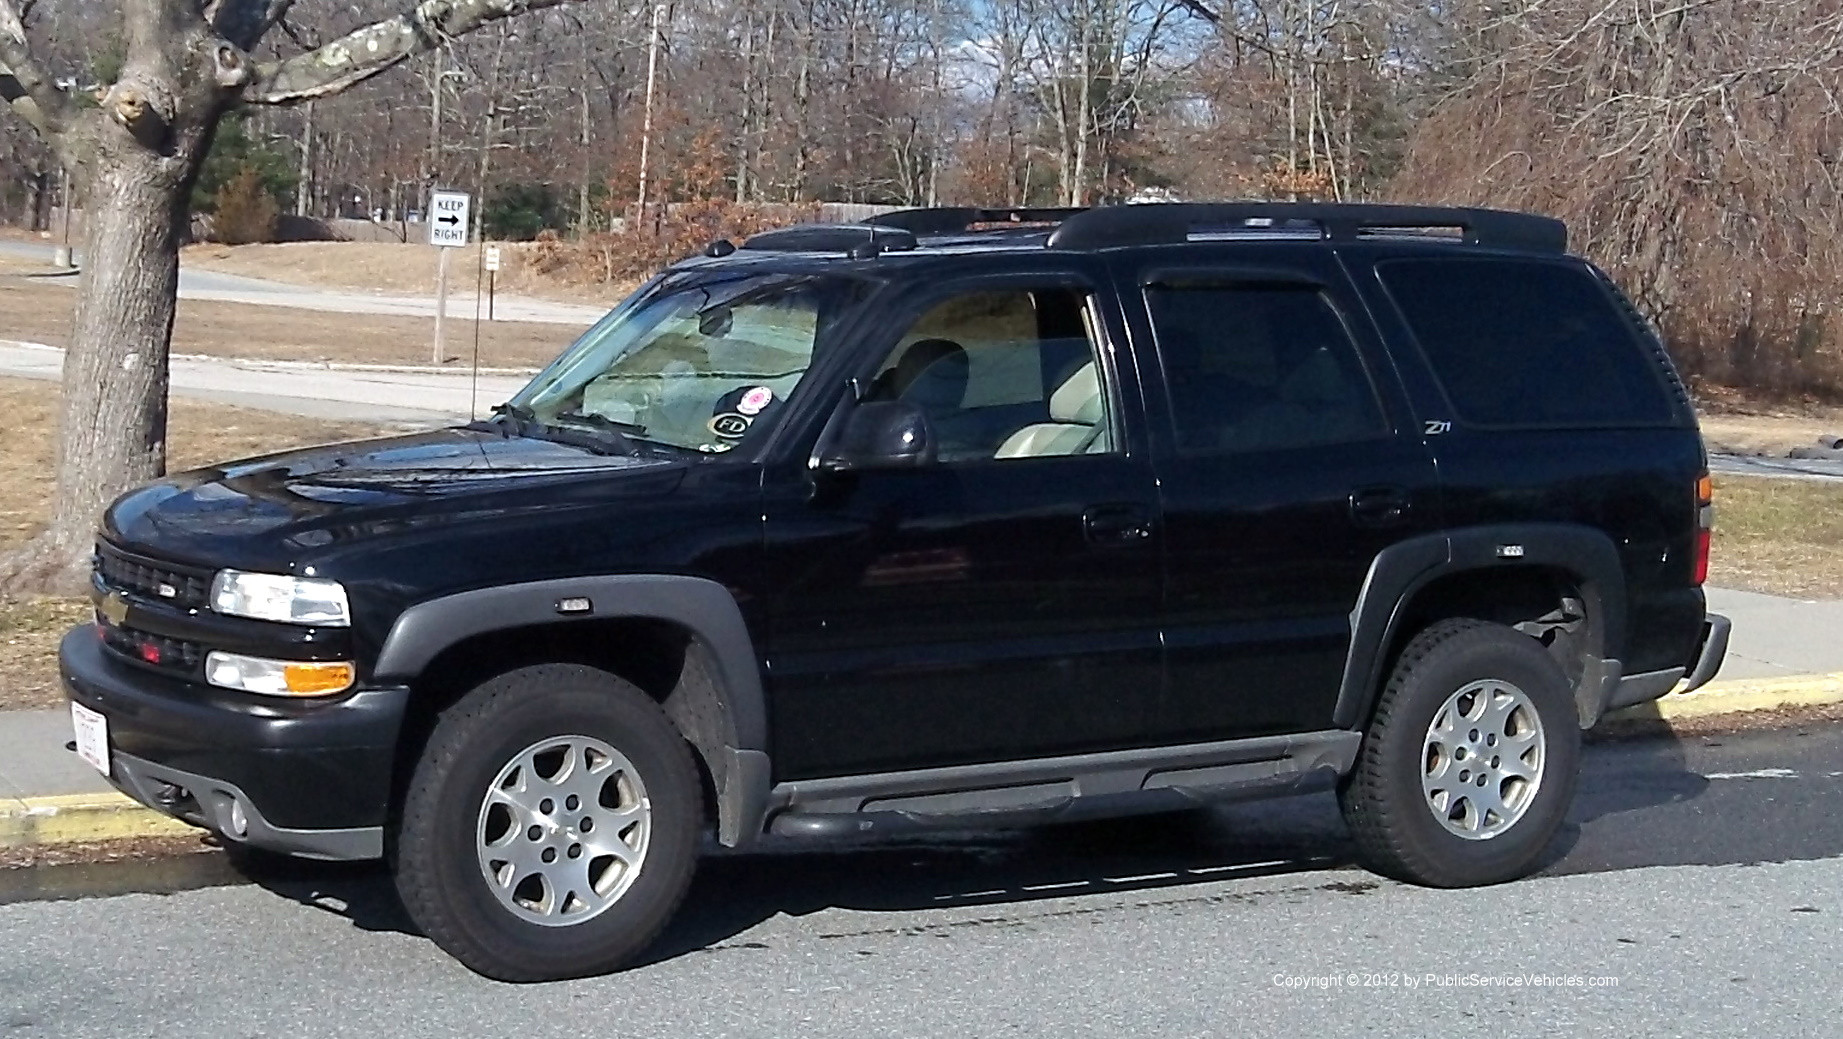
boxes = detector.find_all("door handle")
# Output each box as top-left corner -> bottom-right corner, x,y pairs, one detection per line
1349,486 -> 1412,528
1083,504 -> 1155,545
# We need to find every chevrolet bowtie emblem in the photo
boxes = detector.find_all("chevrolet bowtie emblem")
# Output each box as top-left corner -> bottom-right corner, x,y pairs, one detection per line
99,592 -> 130,627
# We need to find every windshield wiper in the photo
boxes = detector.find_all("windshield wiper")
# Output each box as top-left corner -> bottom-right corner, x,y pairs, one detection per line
483,403 -> 636,457
488,402 -> 536,436
553,411 -> 647,438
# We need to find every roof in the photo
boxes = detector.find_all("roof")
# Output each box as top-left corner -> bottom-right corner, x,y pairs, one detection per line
725,203 -> 1569,260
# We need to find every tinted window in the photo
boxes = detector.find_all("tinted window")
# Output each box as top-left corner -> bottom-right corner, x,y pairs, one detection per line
1379,259 -> 1674,428
865,289 -> 1114,463
1145,284 -> 1387,453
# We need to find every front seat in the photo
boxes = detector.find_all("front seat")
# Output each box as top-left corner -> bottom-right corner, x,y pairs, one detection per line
994,362 -> 1108,458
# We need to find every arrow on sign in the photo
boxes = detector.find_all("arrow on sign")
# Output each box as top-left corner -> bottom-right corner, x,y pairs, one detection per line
439,214 -> 461,226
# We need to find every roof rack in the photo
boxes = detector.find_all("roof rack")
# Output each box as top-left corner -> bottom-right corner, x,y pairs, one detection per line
866,207 -> 1086,236
740,223 -> 918,258
1045,203 -> 1567,254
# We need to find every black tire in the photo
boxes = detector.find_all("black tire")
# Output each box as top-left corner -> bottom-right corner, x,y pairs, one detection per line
1339,618 -> 1581,888
394,664 -> 702,981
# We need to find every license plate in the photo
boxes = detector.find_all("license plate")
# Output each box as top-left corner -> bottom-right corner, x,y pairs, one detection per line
70,701 -> 110,777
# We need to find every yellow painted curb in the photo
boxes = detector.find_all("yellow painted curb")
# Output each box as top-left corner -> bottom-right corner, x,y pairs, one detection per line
0,791 -> 193,849
1606,671 -> 1843,723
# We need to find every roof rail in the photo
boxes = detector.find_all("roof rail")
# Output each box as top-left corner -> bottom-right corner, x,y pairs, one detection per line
1046,203 -> 1567,254
866,207 -> 1086,236
741,223 -> 918,258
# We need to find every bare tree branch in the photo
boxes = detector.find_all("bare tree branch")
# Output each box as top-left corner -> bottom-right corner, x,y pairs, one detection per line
243,0 -> 582,106
0,0 -> 68,135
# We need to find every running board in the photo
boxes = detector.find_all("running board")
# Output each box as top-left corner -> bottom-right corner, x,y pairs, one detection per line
766,731 -> 1360,838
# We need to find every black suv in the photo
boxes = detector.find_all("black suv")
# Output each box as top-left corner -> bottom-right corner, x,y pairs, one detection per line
62,203 -> 1729,981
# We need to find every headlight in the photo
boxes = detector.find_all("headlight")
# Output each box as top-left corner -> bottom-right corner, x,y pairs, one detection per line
209,570 -> 351,627
205,651 -> 355,696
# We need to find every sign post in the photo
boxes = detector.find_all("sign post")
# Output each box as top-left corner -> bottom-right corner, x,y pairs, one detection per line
428,189 -> 472,363
484,245 -> 502,322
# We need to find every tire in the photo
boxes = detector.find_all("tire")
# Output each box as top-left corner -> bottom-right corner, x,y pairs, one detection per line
394,664 -> 702,981
1339,618 -> 1581,888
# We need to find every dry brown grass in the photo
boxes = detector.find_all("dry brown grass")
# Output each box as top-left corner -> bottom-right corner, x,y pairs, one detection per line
1709,475 -> 1843,599
0,274 -> 582,369
0,376 -> 389,711
179,240 -> 634,307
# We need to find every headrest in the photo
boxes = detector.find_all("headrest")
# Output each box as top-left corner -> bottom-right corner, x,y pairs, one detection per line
1050,362 -> 1104,424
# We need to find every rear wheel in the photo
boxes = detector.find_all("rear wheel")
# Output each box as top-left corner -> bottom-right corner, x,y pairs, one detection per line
1339,619 -> 1580,887
394,664 -> 701,981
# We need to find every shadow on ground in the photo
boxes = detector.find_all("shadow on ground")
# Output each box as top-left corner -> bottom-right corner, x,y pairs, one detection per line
198,722 -> 1843,967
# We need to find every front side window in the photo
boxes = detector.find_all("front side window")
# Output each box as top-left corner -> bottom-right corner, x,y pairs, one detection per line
1146,283 -> 1387,453
863,288 -> 1115,463
514,270 -> 867,453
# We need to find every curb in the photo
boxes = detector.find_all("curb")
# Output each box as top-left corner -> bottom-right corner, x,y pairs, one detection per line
0,792 -> 192,849
1603,671 -> 1843,724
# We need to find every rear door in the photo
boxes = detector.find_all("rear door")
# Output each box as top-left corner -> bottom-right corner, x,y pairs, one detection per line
1116,245 -> 1441,743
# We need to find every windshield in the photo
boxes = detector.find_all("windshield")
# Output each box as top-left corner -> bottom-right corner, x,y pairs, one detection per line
511,270 -> 867,453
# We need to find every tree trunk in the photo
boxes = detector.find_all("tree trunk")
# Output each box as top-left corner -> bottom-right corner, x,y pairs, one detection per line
7,148 -> 185,592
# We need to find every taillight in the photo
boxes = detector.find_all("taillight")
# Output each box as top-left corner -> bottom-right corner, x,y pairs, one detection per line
1693,472 -> 1713,585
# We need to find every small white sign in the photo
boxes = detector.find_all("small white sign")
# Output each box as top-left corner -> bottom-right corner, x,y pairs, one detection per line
71,701 -> 110,777
428,190 -> 472,248
485,245 -> 502,272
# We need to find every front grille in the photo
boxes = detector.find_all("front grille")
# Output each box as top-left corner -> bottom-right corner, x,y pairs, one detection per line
95,543 -> 213,610
100,622 -> 205,676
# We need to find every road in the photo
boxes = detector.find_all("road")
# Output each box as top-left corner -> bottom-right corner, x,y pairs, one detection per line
0,722 -> 1838,1037
0,239 -> 607,326
0,341 -> 530,424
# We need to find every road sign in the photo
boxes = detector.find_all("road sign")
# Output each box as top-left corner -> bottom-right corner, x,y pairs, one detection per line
484,245 -> 502,272
428,190 -> 471,248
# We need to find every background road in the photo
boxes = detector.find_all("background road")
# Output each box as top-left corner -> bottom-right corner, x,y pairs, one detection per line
1,722 -> 1838,1037
0,240 -> 605,326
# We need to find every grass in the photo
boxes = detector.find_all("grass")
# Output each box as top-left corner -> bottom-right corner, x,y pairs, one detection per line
1709,475 -> 1843,598
0,376 -> 389,711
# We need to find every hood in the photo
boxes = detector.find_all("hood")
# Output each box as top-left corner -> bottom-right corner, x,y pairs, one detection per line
104,428 -> 684,570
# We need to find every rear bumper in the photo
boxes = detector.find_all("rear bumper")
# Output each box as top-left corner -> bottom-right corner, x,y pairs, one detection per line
1681,613 -> 1731,692
59,626 -> 406,860
1605,612 -> 1730,712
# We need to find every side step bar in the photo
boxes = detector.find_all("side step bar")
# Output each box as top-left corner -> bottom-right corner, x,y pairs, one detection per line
765,731 -> 1360,838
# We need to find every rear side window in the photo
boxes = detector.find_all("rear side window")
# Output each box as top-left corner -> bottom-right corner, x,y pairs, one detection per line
1378,259 -> 1675,429
1145,284 -> 1388,454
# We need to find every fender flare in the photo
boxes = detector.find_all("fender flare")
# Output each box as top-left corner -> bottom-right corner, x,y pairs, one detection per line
1333,523 -> 1628,730
374,575 -> 772,846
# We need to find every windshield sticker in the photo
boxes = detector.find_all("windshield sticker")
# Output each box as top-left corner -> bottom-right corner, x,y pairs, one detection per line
709,413 -> 752,439
737,386 -> 775,415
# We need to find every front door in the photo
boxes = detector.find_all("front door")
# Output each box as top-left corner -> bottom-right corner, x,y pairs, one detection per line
1118,248 -> 1442,743
760,270 -> 1164,781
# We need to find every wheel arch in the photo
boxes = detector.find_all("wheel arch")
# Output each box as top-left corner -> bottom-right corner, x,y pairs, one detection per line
1335,524 -> 1628,731
373,575 -> 772,847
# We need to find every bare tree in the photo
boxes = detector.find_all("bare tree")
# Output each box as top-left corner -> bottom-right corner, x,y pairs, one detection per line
0,0 -> 585,592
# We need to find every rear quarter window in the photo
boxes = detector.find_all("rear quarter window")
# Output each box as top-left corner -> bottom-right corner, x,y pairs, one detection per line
1377,258 -> 1677,429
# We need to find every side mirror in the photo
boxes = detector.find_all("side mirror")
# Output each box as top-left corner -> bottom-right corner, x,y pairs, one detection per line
818,401 -> 936,472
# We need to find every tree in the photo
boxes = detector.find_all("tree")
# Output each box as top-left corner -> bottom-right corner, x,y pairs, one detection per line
0,0 -> 583,592
211,165 -> 278,243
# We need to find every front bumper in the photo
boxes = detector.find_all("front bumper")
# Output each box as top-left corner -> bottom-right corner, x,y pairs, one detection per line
59,626 -> 408,861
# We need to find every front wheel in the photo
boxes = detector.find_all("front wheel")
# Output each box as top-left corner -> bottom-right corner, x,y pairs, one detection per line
1339,618 -> 1581,887
394,664 -> 702,981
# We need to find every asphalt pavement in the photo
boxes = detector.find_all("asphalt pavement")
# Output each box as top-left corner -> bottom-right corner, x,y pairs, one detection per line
0,722 -> 1837,1037
0,340 -> 532,424
0,239 -> 607,326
